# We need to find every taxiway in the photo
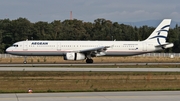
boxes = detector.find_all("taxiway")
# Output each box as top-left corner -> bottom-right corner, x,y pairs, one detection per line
0,63 -> 180,67
0,67 -> 180,72
0,91 -> 180,101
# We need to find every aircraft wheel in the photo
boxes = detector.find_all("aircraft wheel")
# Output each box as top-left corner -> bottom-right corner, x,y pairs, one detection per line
86,59 -> 93,63
23,61 -> 27,64
23,56 -> 27,64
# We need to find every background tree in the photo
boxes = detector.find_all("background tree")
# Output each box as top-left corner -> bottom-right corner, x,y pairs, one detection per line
11,18 -> 32,41
50,20 -> 62,40
33,21 -> 51,40
0,18 -> 179,53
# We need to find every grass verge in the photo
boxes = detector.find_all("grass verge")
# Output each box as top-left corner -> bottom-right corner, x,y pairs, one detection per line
0,71 -> 180,93
0,56 -> 180,64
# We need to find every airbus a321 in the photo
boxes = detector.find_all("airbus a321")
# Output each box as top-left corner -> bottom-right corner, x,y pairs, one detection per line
6,19 -> 174,63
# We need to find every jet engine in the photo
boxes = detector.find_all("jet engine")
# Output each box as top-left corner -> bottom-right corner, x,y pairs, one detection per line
63,52 -> 86,60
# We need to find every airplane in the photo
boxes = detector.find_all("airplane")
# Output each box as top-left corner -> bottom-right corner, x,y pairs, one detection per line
6,19 -> 173,64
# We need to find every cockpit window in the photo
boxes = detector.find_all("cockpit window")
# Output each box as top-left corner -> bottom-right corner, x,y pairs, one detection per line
13,44 -> 18,47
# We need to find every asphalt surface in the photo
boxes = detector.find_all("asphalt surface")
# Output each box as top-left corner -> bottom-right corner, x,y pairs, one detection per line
0,91 -> 180,101
0,67 -> 180,72
0,63 -> 180,72
0,63 -> 180,67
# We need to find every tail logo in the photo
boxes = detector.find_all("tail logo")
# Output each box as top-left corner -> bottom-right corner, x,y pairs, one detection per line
149,25 -> 170,45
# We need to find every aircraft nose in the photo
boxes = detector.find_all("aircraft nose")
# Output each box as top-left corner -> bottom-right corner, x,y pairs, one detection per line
6,47 -> 11,53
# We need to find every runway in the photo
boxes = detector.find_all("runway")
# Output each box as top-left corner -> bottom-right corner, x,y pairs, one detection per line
1,62 -> 180,67
0,67 -> 180,72
0,63 -> 180,72
0,91 -> 180,101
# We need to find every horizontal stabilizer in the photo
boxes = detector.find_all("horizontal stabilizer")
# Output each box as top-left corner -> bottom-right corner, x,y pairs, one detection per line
155,43 -> 174,49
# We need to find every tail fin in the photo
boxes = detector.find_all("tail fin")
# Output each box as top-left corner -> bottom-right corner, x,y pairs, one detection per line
144,19 -> 171,45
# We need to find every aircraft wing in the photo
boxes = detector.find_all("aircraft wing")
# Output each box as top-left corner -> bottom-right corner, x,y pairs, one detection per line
75,46 -> 110,56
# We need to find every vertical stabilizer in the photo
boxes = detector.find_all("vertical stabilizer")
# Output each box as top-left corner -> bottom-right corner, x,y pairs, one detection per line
144,19 -> 171,45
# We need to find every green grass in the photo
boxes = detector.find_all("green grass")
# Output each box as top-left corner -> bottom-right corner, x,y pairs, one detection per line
0,71 -> 180,93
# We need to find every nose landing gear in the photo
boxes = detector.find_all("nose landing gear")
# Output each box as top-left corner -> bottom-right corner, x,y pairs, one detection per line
23,56 -> 27,64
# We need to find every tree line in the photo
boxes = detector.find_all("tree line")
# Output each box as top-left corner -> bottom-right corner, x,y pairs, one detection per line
0,17 -> 180,53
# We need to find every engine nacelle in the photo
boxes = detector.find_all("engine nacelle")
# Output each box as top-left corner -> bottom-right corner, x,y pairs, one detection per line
64,52 -> 86,60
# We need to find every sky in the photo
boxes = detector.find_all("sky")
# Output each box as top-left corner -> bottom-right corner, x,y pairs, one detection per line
1,0 -> 180,23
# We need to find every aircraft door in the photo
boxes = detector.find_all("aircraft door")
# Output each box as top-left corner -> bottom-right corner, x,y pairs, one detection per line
57,42 -> 61,51
23,41 -> 28,51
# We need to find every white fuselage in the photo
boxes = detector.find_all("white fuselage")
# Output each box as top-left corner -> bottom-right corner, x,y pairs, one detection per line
6,40 -> 160,56
5,19 -> 174,63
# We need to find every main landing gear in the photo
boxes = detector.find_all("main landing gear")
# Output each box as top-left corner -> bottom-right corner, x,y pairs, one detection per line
86,59 -> 93,63
23,56 -> 27,64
